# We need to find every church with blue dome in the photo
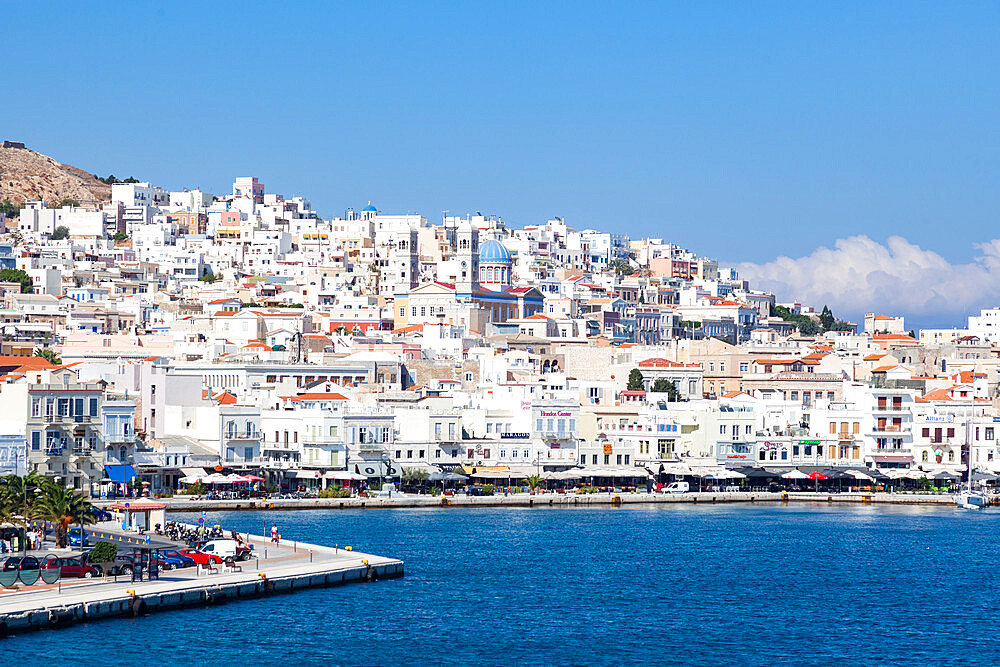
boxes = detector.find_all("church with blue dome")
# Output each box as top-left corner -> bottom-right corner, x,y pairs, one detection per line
393,224 -> 544,329
478,239 -> 513,287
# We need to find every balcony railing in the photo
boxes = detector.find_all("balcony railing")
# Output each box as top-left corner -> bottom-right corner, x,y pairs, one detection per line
872,425 -> 905,433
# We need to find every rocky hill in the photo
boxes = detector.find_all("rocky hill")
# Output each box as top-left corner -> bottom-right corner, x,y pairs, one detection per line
0,141 -> 111,206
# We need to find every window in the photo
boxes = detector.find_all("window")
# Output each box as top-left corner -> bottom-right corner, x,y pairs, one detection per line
987,428 -> 995,441
739,363 -> 748,372
89,398 -> 98,416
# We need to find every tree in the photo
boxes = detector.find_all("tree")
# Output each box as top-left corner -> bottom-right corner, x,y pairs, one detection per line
651,378 -> 681,401
0,472 -> 47,527
609,258 -> 634,276
819,305 -> 835,330
7,229 -> 23,246
0,268 -> 32,293
627,368 -> 644,391
34,348 -> 61,365
51,225 -> 70,240
0,199 -> 20,219
34,481 -> 94,548
524,474 -> 544,493
199,271 -> 218,282
112,232 -> 128,242
401,468 -> 429,486
90,541 -> 118,576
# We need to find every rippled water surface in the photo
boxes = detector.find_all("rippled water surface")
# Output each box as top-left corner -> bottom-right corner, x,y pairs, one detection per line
8,504 -> 1000,665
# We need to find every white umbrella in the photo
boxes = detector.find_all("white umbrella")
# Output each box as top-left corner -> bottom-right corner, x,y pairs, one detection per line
847,470 -> 874,482
781,470 -> 810,480
203,473 -> 228,484
179,474 -> 203,484
706,470 -> 746,480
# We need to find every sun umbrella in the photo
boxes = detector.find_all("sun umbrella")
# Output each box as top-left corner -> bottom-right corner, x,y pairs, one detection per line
706,470 -> 747,480
847,470 -> 874,482
781,470 -> 810,480
806,472 -> 828,480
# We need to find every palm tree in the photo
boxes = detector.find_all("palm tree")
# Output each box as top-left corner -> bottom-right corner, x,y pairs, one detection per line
34,482 -> 94,548
33,348 -> 61,365
525,474 -> 544,494
0,472 -> 46,525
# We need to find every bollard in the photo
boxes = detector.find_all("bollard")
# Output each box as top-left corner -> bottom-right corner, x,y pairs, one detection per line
294,541 -> 297,553
309,550 -> 313,563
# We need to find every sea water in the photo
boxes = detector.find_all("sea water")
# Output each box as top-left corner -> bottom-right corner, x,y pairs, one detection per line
8,504 -> 1000,665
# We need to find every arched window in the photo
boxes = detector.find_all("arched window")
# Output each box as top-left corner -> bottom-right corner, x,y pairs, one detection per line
922,451 -> 929,462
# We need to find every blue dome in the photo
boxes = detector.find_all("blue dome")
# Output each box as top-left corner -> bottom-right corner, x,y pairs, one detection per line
362,202 -> 377,212
479,239 -> 512,264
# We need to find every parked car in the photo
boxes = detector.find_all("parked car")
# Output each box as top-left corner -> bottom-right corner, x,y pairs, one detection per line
157,550 -> 196,569
42,556 -> 99,578
178,547 -> 223,566
2,555 -> 41,571
68,528 -> 94,547
86,508 -> 113,522
79,551 -> 148,577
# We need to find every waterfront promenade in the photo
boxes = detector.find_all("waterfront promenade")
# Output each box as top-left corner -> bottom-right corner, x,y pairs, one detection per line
153,490 -> 955,512
0,527 -> 403,635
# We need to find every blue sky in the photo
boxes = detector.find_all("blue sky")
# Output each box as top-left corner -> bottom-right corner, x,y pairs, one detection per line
5,2 -> 1000,323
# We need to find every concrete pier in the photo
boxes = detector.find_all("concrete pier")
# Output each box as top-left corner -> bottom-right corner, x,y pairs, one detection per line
0,530 -> 402,635
152,490 -> 955,512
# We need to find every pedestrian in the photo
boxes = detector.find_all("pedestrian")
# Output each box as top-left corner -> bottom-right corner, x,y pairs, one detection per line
270,523 -> 278,544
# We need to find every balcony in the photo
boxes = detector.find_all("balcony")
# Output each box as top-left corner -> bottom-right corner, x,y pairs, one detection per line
224,432 -> 262,442
871,425 -> 906,433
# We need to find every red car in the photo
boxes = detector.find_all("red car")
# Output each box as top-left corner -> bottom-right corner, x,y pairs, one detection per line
178,548 -> 223,565
43,556 -> 100,578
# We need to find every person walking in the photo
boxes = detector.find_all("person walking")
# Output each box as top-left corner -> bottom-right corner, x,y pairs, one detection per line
271,523 -> 278,544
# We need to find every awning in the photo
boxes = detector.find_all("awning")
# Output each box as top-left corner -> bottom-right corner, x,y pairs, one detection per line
353,461 -> 401,478
180,467 -> 207,478
105,464 -> 136,483
286,469 -> 323,480
324,470 -> 367,481
871,455 -> 914,463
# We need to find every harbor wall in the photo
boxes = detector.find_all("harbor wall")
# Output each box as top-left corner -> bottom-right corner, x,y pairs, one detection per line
153,491 -> 955,513
0,556 -> 403,636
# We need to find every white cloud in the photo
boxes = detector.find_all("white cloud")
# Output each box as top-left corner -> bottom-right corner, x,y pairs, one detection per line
738,235 -> 1000,321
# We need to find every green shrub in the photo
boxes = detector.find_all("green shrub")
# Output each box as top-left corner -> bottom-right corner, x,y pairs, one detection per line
318,487 -> 352,498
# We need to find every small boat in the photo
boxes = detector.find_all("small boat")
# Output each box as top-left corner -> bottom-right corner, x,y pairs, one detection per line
957,491 -> 989,510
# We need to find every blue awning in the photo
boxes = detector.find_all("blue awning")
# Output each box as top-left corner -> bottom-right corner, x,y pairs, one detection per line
105,464 -> 136,483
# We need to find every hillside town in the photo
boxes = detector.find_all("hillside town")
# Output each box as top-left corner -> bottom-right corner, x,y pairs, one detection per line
1,157 -> 999,497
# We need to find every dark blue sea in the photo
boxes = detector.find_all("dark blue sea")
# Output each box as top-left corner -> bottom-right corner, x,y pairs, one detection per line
7,504 -> 1000,665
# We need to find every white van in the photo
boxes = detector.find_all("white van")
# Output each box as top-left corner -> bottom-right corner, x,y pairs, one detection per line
663,481 -> 690,494
200,539 -> 239,559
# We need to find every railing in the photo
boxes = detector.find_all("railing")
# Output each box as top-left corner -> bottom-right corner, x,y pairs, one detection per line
872,425 -> 904,432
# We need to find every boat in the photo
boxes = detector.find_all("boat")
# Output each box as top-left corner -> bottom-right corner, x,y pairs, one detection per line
957,490 -> 989,510
956,412 -> 989,509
